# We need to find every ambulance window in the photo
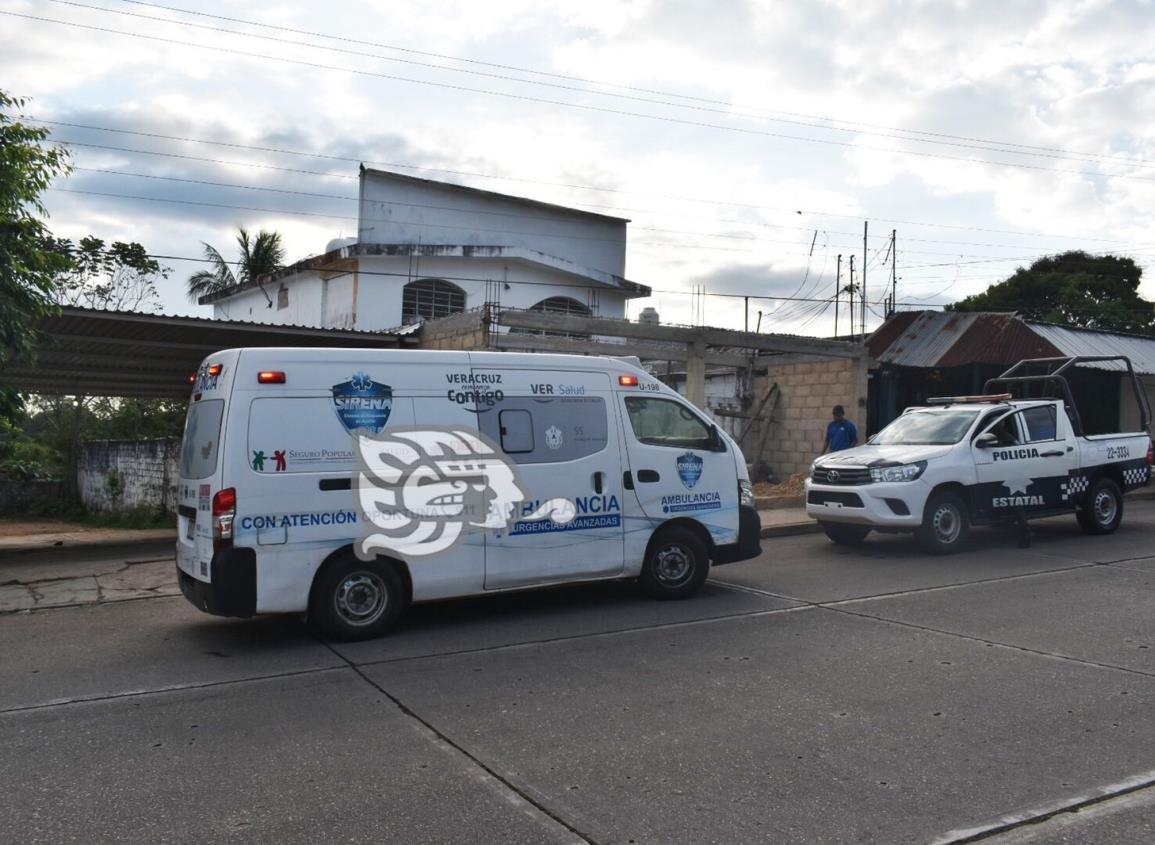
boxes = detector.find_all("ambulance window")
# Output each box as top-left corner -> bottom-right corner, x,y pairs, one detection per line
477,396 -> 608,464
180,399 -> 224,480
624,397 -> 718,450
499,409 -> 534,453
1022,406 -> 1058,442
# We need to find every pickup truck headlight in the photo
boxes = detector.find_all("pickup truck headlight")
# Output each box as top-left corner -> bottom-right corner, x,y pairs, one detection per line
869,461 -> 927,483
739,480 -> 755,508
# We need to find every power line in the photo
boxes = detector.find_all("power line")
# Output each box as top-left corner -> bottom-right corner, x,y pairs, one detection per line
12,9 -> 1155,188
52,0 -> 1155,173
66,165 -> 1114,262
38,121 -> 1144,245
152,250 -> 1154,317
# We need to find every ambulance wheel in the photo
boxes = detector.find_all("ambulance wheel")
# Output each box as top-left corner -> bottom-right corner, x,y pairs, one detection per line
309,555 -> 404,641
640,527 -> 709,600
821,522 -> 871,545
917,490 -> 969,555
1077,478 -> 1123,535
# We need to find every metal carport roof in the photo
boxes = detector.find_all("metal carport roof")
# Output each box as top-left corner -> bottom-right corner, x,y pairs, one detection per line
1,307 -> 419,399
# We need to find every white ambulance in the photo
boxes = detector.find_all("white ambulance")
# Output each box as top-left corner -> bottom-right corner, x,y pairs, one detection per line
176,349 -> 761,639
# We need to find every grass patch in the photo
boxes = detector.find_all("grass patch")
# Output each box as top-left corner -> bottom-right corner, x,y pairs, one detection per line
1,499 -> 172,530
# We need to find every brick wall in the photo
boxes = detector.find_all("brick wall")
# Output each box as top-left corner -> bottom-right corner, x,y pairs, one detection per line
418,308 -> 491,350
747,355 -> 870,478
78,439 -> 181,514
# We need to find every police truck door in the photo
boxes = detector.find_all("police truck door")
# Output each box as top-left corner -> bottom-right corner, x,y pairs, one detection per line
973,404 -> 1077,518
473,367 -> 626,590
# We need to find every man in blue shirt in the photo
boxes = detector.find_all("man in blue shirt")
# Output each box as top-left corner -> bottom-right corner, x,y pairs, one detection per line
823,405 -> 859,453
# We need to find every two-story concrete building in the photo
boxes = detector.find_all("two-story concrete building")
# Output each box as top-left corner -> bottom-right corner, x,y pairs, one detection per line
201,167 -> 650,327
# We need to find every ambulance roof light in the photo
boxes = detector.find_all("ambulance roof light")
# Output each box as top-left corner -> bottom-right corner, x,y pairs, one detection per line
618,375 -> 639,387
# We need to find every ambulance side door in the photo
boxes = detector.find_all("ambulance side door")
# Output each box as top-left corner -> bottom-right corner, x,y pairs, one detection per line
474,368 -> 626,590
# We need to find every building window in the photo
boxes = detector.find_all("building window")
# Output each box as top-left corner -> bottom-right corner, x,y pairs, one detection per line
276,285 -> 289,310
402,278 -> 466,323
532,296 -> 591,317
510,296 -> 593,338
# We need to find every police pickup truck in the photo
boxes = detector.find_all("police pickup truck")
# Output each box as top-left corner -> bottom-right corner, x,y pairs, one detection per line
806,356 -> 1153,553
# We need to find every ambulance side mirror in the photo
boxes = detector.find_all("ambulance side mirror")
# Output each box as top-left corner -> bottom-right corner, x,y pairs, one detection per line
975,432 -> 997,449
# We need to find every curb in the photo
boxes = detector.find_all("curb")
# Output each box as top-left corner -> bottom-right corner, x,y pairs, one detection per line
760,521 -> 822,539
0,530 -> 176,555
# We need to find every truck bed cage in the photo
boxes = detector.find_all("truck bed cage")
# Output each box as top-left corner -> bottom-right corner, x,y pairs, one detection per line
983,356 -> 1151,437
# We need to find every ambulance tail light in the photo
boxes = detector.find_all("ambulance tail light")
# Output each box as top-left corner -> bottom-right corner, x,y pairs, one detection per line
212,487 -> 236,551
618,375 -> 639,387
258,370 -> 286,384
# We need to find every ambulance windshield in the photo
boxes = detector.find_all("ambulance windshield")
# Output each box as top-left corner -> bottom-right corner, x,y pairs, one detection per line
872,409 -> 979,446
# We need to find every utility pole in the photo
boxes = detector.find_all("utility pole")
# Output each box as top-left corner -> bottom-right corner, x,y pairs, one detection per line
890,228 -> 897,316
744,296 -> 749,333
848,255 -> 856,337
862,220 -> 868,340
835,254 -> 842,336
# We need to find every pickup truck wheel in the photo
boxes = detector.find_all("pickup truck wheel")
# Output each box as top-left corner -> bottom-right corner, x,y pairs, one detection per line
309,555 -> 404,641
821,522 -> 871,545
917,491 -> 969,555
1077,478 -> 1123,535
640,527 -> 709,600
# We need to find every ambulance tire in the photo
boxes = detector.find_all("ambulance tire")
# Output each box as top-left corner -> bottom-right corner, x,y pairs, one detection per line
640,526 -> 710,600
917,490 -> 970,555
309,554 -> 404,641
821,522 -> 871,545
1077,477 -> 1123,535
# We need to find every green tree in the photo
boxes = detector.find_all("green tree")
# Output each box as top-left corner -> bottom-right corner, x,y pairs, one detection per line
186,227 -> 285,302
0,89 -> 73,422
948,251 -> 1155,334
54,236 -> 170,312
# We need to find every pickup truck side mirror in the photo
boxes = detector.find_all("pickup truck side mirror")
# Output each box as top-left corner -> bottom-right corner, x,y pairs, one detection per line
975,432 -> 998,449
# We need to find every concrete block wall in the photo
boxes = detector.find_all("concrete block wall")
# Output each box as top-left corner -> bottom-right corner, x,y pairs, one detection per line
418,308 -> 491,350
749,356 -> 870,478
0,479 -> 64,513
78,439 -> 181,514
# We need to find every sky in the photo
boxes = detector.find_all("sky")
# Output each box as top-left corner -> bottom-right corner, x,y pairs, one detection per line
5,0 -> 1155,336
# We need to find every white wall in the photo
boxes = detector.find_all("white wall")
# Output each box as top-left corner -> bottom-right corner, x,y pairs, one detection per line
358,170 -> 627,276
211,272 -> 324,326
215,255 -> 630,331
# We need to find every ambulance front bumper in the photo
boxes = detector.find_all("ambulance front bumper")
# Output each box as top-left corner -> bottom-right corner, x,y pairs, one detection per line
805,479 -> 931,528
177,547 -> 257,618
713,505 -> 763,565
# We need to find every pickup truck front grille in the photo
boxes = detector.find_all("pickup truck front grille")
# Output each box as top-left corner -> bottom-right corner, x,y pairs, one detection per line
811,466 -> 871,485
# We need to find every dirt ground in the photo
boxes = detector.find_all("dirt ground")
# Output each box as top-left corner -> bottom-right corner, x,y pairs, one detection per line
753,472 -> 806,498
0,519 -> 94,539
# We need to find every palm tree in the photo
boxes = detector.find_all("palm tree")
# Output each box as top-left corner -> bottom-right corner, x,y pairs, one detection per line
186,227 -> 285,302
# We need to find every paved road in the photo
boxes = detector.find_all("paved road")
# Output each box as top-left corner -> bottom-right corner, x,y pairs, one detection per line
4,505 -> 1155,843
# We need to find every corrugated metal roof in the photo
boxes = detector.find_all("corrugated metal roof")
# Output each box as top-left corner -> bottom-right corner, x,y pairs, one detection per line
870,310 -> 1155,376
2,307 -> 417,398
871,311 -> 987,368
1026,322 -> 1155,375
